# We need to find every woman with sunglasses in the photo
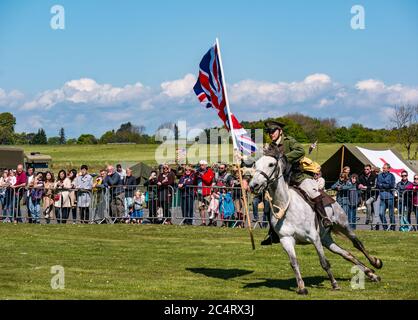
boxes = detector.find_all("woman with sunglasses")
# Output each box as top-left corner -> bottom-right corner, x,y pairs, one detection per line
406,174 -> 418,231
157,164 -> 175,225
396,171 -> 413,230
144,170 -> 158,223
178,166 -> 196,225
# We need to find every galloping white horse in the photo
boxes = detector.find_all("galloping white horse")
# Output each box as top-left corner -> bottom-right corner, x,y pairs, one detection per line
249,146 -> 383,294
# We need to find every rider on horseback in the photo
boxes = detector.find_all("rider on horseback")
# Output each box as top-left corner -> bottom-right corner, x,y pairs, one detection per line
261,120 -> 333,246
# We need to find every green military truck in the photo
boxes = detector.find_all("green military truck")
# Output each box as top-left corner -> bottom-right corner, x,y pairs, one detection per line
0,147 -> 52,172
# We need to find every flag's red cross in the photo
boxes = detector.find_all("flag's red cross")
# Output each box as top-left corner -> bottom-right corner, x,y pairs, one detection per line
379,158 -> 405,177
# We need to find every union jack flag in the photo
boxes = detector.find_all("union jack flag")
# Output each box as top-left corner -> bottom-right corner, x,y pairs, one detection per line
193,43 -> 257,155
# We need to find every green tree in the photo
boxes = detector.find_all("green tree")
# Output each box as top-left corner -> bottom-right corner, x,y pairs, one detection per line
99,130 -> 117,144
32,129 -> 48,145
0,112 -> 16,131
48,137 -> 61,145
100,123 -> 150,144
0,112 -> 16,144
277,117 -> 309,143
335,127 -> 350,143
77,134 -> 98,145
66,138 -> 77,145
0,127 -> 15,144
391,105 -> 418,160
14,132 -> 34,145
59,128 -> 66,145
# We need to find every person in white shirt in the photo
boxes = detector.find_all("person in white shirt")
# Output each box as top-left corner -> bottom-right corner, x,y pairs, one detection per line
314,171 -> 325,191
116,164 -> 126,180
0,170 -> 9,219
3,170 -> 16,223
26,167 -> 35,223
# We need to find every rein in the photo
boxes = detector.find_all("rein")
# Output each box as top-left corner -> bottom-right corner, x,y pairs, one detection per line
256,155 -> 290,220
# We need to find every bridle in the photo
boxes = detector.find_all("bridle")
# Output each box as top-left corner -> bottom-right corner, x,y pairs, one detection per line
255,155 -> 284,189
255,154 -> 290,220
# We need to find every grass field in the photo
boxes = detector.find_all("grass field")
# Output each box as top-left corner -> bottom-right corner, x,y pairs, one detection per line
1,224 -> 417,300
19,143 -> 416,173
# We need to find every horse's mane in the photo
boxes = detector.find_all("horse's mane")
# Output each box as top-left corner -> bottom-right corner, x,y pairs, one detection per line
263,143 -> 281,159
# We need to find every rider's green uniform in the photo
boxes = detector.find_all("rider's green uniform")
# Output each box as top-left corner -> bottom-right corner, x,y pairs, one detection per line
271,135 -> 311,184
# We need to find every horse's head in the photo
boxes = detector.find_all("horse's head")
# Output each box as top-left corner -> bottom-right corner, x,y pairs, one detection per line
249,144 -> 284,194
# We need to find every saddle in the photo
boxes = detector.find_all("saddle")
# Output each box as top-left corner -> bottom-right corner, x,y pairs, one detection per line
291,187 -> 335,210
291,187 -> 335,229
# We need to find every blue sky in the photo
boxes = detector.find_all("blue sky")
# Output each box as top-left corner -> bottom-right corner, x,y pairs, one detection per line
0,0 -> 418,138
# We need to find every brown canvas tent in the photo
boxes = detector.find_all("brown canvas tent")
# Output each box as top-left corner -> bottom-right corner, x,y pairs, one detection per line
321,144 -> 417,186
128,162 -> 153,185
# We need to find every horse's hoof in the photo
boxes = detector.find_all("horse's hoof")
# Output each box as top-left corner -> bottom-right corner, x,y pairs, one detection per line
368,273 -> 381,283
297,288 -> 308,295
332,283 -> 341,291
374,258 -> 383,270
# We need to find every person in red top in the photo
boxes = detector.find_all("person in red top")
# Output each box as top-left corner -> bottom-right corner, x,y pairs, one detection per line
13,164 -> 27,224
196,160 -> 215,226
406,174 -> 418,230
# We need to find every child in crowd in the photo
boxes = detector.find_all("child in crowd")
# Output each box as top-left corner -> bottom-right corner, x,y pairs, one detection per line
207,188 -> 220,226
219,187 -> 235,227
130,190 -> 145,224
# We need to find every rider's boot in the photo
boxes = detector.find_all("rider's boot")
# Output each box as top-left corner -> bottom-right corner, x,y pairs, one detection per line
260,225 -> 280,246
313,195 -> 333,228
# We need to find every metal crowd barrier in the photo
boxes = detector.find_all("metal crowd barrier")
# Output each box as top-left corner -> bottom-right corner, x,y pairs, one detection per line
174,185 -> 252,228
399,190 -> 418,231
0,186 -> 96,224
328,187 -> 418,231
1,183 -> 417,231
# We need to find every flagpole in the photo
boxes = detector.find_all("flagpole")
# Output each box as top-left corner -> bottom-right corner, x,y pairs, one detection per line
216,38 -> 255,250
216,38 -> 238,151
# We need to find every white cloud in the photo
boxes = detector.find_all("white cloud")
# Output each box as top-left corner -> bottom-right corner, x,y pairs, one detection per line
229,73 -> 335,107
356,79 -> 386,91
353,79 -> 418,107
0,88 -> 25,107
6,74 -> 418,137
21,78 -> 150,110
161,74 -> 196,98
66,78 -> 100,92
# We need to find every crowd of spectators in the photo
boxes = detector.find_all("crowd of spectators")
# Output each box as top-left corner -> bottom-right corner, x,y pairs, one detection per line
0,164 -> 95,224
0,160 -> 255,227
330,164 -> 418,231
1,161 -> 417,231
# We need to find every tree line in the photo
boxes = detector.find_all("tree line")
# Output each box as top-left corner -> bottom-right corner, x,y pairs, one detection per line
1,106 -> 417,159
0,112 -> 155,145
211,106 -> 418,160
